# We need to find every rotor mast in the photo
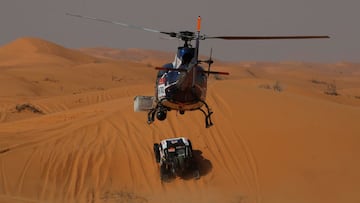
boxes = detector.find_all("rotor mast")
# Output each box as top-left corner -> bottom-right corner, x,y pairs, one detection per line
190,16 -> 202,88
194,16 -> 201,64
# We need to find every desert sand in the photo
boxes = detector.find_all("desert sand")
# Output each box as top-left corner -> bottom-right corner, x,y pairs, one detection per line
1,37 -> 360,203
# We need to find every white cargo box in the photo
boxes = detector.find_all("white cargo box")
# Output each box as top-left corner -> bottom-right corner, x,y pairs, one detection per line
134,96 -> 155,112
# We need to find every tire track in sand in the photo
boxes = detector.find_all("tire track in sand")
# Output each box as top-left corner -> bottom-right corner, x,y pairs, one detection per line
0,108 -> 6,123
16,147 -> 38,194
210,86 -> 262,203
37,120 -> 115,202
0,159 -> 9,195
106,118 -> 154,192
0,194 -> 39,203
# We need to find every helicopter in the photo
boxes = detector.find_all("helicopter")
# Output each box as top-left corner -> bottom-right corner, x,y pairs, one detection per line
67,13 -> 329,128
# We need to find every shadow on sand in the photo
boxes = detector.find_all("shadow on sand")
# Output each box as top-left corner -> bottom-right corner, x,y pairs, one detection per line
181,149 -> 212,180
193,150 -> 212,176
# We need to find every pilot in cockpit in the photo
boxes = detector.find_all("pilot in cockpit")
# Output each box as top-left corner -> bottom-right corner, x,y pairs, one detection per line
178,47 -> 194,66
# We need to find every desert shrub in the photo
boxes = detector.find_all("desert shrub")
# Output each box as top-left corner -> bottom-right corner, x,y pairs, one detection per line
258,81 -> 283,92
246,69 -> 257,78
273,81 -> 283,92
213,74 -> 223,80
310,79 -> 327,85
112,75 -> 122,82
324,81 -> 339,96
15,103 -> 44,114
93,60 -> 103,64
101,191 -> 147,203
258,84 -> 271,89
43,77 -> 59,83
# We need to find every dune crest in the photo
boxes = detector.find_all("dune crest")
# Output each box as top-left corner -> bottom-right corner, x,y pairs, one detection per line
0,37 -> 95,64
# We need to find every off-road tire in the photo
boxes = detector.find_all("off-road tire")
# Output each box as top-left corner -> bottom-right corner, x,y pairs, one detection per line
160,164 -> 169,181
153,143 -> 160,163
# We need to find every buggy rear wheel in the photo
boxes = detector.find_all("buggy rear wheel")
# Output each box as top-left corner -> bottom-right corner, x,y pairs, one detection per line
153,143 -> 160,163
160,163 -> 169,181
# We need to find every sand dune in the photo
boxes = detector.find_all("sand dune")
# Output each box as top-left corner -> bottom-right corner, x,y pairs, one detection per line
1,38 -> 360,203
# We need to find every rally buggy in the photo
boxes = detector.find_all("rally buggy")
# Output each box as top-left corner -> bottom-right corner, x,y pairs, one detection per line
153,137 -> 200,181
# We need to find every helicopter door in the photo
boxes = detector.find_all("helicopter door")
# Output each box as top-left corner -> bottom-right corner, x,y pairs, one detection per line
166,71 -> 180,85
158,76 -> 166,98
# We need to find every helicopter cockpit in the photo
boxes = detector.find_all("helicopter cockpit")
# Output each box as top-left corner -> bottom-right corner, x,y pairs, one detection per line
156,47 -> 195,85
173,47 -> 195,68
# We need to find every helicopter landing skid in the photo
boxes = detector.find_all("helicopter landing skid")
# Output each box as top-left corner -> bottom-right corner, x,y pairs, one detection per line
198,100 -> 213,128
147,108 -> 156,124
147,100 -> 214,128
147,101 -> 165,124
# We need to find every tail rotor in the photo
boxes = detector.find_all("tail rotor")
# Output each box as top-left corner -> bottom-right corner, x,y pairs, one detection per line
206,48 -> 214,76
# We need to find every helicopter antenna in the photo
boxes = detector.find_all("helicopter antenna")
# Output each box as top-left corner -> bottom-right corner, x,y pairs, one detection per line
190,16 -> 202,87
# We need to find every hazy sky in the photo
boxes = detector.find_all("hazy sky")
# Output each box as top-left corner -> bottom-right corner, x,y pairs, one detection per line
1,0 -> 359,62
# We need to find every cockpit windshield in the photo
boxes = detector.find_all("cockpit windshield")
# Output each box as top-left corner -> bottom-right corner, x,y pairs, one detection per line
177,47 -> 195,65
166,71 -> 180,84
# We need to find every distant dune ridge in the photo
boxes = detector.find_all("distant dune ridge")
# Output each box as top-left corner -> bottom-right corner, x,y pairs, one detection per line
0,37 -> 360,203
0,37 -> 95,65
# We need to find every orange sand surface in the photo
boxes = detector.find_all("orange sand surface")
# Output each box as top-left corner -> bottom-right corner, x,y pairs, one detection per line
1,37 -> 360,203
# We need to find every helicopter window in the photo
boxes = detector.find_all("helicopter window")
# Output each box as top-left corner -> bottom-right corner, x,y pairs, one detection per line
157,70 -> 165,79
181,53 -> 193,65
177,47 -> 195,65
163,63 -> 173,69
157,63 -> 173,79
166,71 -> 180,84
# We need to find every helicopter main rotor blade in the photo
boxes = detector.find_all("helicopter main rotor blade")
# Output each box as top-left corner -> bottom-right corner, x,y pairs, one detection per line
66,13 -> 173,35
203,70 -> 229,75
155,67 -> 229,75
155,67 -> 188,72
205,35 -> 330,40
